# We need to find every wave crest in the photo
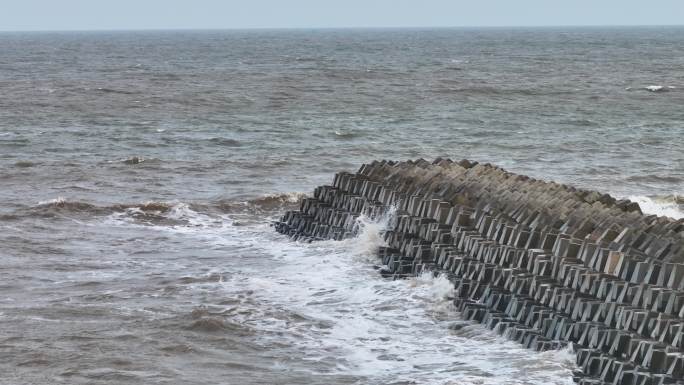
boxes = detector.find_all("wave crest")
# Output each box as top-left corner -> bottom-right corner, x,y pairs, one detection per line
216,193 -> 306,212
644,85 -> 676,92
11,193 -> 306,222
36,197 -> 103,214
629,195 -> 684,220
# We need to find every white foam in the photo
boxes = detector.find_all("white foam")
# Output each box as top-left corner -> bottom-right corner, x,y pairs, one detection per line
97,202 -> 577,383
423,272 -> 455,301
255,192 -> 306,204
629,195 -> 684,219
166,202 -> 212,225
103,201 -> 234,240
207,213 -> 577,384
349,207 -> 395,258
277,192 -> 305,203
37,197 -> 67,206
351,224 -> 386,258
644,85 -> 675,92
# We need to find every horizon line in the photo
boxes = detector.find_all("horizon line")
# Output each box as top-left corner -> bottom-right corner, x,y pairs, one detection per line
1,24 -> 684,33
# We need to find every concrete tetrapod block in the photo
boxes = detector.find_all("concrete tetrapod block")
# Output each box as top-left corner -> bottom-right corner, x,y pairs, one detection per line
276,159 -> 684,384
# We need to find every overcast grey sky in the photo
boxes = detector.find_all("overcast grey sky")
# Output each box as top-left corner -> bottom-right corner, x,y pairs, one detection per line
2,0 -> 683,31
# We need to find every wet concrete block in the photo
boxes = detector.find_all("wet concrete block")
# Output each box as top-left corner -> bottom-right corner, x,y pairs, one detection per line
520,228 -> 541,250
643,343 -> 669,373
433,201 -> 452,223
604,251 -> 624,276
542,231 -> 559,251
580,242 -> 599,264
644,262 -> 661,286
666,264 -> 684,291
666,352 -> 684,378
630,261 -> 652,284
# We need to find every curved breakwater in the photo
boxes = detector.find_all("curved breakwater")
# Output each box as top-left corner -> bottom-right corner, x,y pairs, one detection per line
276,158 -> 684,384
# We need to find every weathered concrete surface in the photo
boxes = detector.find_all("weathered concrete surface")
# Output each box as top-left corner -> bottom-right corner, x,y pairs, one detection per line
275,159 -> 684,384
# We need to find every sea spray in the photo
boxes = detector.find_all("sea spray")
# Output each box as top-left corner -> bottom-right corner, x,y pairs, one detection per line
426,274 -> 456,302
350,204 -> 397,258
538,344 -> 577,368
407,271 -> 457,319
629,195 -> 684,219
409,271 -> 455,301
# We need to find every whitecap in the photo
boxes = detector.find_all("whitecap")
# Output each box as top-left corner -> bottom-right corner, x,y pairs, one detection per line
334,130 -> 358,139
250,192 -> 305,205
37,197 -> 67,206
628,195 -> 684,219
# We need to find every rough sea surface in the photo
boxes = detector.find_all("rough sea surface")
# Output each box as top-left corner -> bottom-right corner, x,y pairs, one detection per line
0,27 -> 682,385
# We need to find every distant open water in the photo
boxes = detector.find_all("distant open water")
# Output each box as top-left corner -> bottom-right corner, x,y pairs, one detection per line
0,27 -> 682,385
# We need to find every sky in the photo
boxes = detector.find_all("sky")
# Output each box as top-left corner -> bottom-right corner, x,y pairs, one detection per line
1,0 -> 683,31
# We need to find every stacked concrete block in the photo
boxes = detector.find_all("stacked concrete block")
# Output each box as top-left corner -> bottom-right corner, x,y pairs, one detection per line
275,159 -> 684,384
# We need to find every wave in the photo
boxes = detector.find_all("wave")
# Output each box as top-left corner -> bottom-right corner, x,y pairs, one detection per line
10,193 -> 307,222
35,197 -> 104,213
333,130 -> 360,139
214,192 -> 306,213
20,192 -> 682,229
350,205 -> 397,260
247,192 -> 304,206
626,85 -> 677,92
36,197 -> 174,213
185,308 -> 255,334
629,195 -> 684,219
409,271 -> 455,302
644,85 -> 676,92
122,156 -> 146,165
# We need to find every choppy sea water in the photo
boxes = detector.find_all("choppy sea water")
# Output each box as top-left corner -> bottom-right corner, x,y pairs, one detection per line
0,27 -> 682,385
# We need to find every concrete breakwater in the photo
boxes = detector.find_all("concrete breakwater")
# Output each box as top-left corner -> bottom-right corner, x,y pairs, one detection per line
275,158 -> 684,385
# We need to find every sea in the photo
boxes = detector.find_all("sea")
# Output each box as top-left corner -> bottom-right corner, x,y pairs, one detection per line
0,27 -> 682,385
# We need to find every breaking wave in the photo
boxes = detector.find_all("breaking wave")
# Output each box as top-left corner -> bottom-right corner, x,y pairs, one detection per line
629,195 -> 684,219
644,85 -> 676,92
349,205 -> 397,258
243,208 -> 578,384
12,193 -> 307,221
214,192 -> 306,213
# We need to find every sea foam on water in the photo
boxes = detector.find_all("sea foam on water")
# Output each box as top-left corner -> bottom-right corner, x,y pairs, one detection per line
629,195 -> 684,219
